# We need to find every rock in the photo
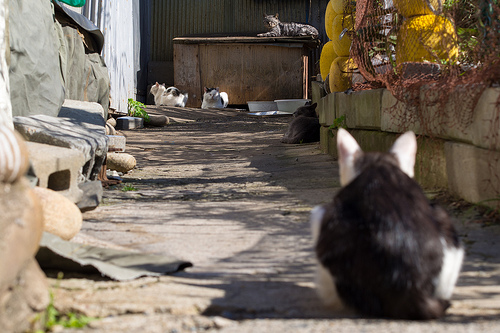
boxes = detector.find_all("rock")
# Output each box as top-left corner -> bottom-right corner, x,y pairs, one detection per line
77,180 -> 103,212
105,122 -> 116,135
106,117 -> 117,127
0,125 -> 30,183
0,258 -> 49,333
146,115 -> 169,127
32,186 -> 83,240
106,153 -> 136,173
13,114 -> 108,182
0,179 -> 44,293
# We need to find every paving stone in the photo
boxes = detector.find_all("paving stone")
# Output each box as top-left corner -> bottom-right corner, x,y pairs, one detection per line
107,135 -> 126,152
116,116 -> 144,130
58,99 -> 106,127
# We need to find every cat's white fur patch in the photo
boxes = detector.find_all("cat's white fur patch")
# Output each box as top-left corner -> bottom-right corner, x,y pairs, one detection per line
389,131 -> 417,178
310,205 -> 344,309
434,238 -> 464,299
336,128 -> 361,186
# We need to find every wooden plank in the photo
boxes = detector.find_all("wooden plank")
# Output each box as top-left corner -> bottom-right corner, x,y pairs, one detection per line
173,44 -> 200,107
197,43 -> 307,105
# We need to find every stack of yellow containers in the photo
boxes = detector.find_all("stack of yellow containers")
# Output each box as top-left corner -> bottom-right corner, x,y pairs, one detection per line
394,0 -> 458,64
319,0 -> 356,93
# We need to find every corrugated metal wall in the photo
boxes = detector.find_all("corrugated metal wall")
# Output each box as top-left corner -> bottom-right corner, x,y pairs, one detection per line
151,0 -> 328,64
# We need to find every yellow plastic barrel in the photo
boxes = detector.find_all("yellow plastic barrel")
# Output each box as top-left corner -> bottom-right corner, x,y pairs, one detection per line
332,14 -> 354,56
396,14 -> 458,65
329,57 -> 356,92
331,0 -> 347,14
325,1 -> 336,39
320,41 -> 338,81
393,0 -> 442,17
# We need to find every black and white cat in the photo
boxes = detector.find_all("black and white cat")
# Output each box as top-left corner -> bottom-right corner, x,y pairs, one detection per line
310,129 -> 464,319
281,103 -> 320,144
150,82 -> 188,107
201,87 -> 229,109
257,13 -> 319,37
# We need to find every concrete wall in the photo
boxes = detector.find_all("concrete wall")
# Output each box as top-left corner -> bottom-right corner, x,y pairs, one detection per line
314,83 -> 500,209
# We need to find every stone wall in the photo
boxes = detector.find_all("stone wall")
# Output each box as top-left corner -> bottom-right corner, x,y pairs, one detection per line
314,83 -> 500,209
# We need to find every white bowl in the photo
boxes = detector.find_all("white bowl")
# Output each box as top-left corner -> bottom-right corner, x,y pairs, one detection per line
247,101 -> 278,112
274,99 -> 311,113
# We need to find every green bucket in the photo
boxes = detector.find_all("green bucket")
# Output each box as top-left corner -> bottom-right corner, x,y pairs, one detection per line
58,0 -> 86,7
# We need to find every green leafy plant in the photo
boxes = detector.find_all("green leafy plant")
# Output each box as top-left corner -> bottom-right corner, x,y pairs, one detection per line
34,273 -> 95,332
121,184 -> 138,192
127,98 -> 150,122
329,115 -> 347,130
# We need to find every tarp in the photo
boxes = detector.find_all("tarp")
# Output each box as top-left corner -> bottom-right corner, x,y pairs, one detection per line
9,0 -> 65,117
9,0 -> 109,119
36,233 -> 193,281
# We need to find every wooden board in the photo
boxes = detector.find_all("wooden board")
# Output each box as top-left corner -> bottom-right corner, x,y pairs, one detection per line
174,38 -> 311,107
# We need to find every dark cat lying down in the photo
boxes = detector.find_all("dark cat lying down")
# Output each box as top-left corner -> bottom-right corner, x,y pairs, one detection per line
281,103 -> 320,144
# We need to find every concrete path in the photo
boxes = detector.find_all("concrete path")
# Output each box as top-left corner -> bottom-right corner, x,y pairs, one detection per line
52,107 -> 500,332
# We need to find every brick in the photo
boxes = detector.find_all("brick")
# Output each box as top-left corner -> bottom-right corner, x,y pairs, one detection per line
107,135 -> 126,152
26,142 -> 85,203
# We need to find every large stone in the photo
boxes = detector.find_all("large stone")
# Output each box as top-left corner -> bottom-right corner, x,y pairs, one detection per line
106,152 -> 136,173
33,186 -> 83,241
26,142 -> 85,203
58,99 -> 106,127
0,179 -> 44,295
13,114 -> 108,181
341,89 -> 383,130
445,142 -> 500,208
0,258 -> 49,333
146,114 -> 169,127
317,92 -> 337,126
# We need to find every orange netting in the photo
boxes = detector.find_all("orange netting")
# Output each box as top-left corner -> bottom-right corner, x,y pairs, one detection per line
325,0 -> 500,201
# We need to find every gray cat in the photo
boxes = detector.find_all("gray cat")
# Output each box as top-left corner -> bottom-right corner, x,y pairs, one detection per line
280,103 -> 320,144
257,13 -> 319,38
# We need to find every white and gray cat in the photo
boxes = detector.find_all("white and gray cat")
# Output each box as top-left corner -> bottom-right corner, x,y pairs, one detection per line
311,129 -> 464,319
201,87 -> 229,109
257,13 -> 319,37
150,82 -> 188,107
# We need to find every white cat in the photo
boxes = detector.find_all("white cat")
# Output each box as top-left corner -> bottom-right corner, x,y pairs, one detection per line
310,129 -> 464,320
201,87 -> 228,109
150,82 -> 188,107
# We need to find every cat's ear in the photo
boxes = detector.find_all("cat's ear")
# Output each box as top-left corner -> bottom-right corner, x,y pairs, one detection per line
311,102 -> 318,109
204,87 -> 208,93
155,82 -> 159,87
275,13 -> 279,18
263,13 -> 267,17
216,87 -> 220,92
390,131 -> 417,178
337,128 -> 362,186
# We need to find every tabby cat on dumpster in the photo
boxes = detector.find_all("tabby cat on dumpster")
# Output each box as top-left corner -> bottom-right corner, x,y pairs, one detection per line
257,13 -> 319,37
